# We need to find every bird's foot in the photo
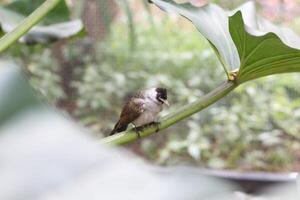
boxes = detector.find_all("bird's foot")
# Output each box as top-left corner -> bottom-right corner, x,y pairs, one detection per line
148,121 -> 161,132
132,122 -> 161,138
133,126 -> 144,138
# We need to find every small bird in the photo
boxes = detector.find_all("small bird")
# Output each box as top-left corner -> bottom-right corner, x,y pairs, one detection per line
110,88 -> 169,136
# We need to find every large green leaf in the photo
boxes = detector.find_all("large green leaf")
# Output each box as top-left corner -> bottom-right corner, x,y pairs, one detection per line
0,0 -> 83,44
150,0 -> 240,73
151,1 -> 300,83
229,11 -> 300,83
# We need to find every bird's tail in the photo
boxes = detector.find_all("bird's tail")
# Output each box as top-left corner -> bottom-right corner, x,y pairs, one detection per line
109,120 -> 128,136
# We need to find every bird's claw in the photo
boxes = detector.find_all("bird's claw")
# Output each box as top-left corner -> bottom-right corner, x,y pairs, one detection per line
133,126 -> 143,138
148,121 -> 160,132
132,122 -> 161,138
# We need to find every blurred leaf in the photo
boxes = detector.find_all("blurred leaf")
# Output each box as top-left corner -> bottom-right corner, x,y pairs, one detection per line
4,0 -> 70,25
297,174 -> 300,194
258,130 -> 282,146
0,60 -> 39,125
18,20 -> 84,44
187,144 -> 201,160
0,100 -> 237,200
208,158 -> 225,169
0,0 -> 84,44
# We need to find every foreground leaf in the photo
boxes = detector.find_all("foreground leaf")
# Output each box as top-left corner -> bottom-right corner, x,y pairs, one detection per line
0,60 -> 39,124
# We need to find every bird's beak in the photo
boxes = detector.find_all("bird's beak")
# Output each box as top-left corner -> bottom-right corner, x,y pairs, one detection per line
159,98 -> 169,107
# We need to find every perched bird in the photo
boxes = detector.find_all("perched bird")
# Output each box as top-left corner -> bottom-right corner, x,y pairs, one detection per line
110,88 -> 169,136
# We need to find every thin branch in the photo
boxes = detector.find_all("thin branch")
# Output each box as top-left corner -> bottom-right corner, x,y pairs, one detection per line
101,80 -> 238,145
0,0 -> 61,53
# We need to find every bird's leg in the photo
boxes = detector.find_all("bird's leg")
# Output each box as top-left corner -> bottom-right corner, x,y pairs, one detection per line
132,121 -> 161,138
132,123 -> 142,138
148,121 -> 161,132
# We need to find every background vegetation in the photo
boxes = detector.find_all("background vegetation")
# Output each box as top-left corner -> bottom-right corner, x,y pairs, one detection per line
2,0 -> 300,172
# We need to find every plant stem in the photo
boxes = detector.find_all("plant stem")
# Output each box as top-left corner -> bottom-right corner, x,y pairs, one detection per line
208,41 -> 230,79
101,80 -> 237,145
0,0 -> 61,53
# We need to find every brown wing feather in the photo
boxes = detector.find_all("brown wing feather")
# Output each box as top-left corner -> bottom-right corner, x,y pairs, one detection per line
110,97 -> 144,135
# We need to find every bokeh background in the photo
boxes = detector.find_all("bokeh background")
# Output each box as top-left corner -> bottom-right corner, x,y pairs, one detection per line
2,0 -> 300,173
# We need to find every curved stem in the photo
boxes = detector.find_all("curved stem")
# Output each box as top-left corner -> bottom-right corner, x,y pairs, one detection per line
101,80 -> 238,145
0,0 -> 61,53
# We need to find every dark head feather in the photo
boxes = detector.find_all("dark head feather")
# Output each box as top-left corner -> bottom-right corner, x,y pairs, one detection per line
156,88 -> 167,103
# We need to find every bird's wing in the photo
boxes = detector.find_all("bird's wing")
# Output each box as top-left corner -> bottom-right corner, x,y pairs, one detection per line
119,98 -> 145,126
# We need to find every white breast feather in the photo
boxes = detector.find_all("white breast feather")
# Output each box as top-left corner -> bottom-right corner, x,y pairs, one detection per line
132,92 -> 163,127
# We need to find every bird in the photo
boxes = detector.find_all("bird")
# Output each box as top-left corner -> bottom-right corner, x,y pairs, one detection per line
110,88 -> 169,136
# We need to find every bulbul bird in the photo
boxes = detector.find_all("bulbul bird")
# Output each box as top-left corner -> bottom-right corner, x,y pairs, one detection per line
110,88 -> 169,136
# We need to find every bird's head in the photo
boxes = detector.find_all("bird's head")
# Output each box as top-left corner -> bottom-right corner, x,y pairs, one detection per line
155,88 -> 169,106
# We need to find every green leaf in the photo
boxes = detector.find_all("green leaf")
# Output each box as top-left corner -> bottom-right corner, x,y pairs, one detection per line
151,1 -> 300,83
229,10 -> 300,83
150,0 -> 240,74
0,0 -> 84,44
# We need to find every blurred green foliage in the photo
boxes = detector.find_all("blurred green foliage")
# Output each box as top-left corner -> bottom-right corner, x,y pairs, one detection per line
4,0 -> 70,25
3,0 -> 300,172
